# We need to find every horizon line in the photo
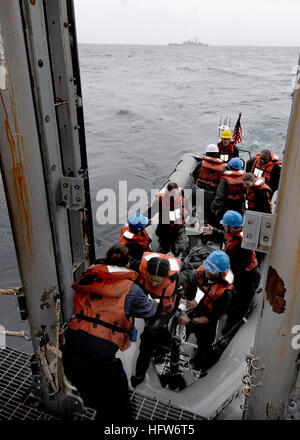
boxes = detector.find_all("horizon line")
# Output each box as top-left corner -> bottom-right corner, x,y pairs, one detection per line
77,42 -> 300,48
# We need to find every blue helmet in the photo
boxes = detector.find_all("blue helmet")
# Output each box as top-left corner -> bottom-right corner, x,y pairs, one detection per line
203,250 -> 230,274
128,212 -> 149,232
228,157 -> 243,170
220,210 -> 244,228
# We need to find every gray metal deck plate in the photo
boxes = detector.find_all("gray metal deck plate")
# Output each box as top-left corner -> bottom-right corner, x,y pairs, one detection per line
0,346 -> 205,421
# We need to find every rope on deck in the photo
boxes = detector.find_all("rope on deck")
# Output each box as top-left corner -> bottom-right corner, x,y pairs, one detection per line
0,330 -> 29,339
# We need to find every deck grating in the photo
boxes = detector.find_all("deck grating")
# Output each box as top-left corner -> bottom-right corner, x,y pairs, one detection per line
0,346 -> 206,420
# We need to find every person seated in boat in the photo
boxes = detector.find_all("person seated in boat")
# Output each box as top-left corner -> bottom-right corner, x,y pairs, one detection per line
192,144 -> 225,227
242,173 -> 272,214
131,252 -> 197,387
217,129 -> 240,163
155,182 -> 189,257
200,211 -> 261,330
210,157 -> 245,222
62,244 -> 158,420
178,250 -> 234,371
246,149 -> 281,194
120,212 -> 151,265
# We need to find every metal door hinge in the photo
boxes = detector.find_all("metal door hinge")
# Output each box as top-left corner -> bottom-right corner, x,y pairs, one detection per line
60,177 -> 85,210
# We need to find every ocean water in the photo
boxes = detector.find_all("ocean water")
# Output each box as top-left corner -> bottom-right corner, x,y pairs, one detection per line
0,44 -> 299,351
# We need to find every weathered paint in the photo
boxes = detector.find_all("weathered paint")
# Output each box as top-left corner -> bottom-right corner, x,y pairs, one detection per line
265,266 -> 286,314
0,92 -> 34,263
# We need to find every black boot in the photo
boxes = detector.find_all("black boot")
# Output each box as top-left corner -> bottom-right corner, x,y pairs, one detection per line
130,374 -> 145,388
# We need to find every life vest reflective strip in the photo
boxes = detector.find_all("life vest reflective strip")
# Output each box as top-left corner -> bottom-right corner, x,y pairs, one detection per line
195,265 -> 234,312
138,252 -> 181,315
222,170 -> 246,200
245,178 -> 272,211
225,232 -> 258,271
217,140 -> 235,162
157,187 -> 185,225
119,225 -> 150,250
251,153 -> 281,185
69,264 -> 137,351
196,156 -> 224,188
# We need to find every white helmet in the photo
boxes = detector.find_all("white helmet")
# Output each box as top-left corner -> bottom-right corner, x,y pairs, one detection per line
206,144 -> 219,153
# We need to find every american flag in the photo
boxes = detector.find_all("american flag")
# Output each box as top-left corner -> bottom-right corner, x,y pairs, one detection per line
232,113 -> 243,145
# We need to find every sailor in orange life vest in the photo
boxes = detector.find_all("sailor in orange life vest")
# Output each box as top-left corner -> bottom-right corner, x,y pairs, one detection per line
242,172 -> 272,214
120,212 -> 151,264
155,182 -> 189,257
178,251 -> 234,371
62,244 -> 158,420
200,211 -> 261,330
217,129 -> 240,163
246,149 -> 281,194
192,144 -> 225,227
131,252 -> 197,387
210,157 -> 246,221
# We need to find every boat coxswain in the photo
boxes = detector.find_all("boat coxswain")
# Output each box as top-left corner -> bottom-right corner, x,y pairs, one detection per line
217,129 -> 240,163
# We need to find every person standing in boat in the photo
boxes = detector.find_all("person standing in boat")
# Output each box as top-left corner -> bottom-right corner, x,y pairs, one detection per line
246,149 -> 281,194
131,252 -> 197,387
155,182 -> 189,257
120,212 -> 152,266
192,144 -> 225,227
217,129 -> 240,163
242,173 -> 272,214
178,250 -> 234,371
62,244 -> 158,421
210,157 -> 245,221
200,211 -> 261,330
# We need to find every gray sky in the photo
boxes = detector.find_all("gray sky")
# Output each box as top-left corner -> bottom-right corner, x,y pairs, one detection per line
73,0 -> 300,46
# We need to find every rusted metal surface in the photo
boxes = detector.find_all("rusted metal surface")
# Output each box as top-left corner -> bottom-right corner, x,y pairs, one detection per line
265,266 -> 286,314
0,91 -> 34,261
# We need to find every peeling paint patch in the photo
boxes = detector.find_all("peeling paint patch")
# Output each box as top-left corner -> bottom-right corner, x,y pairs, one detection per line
40,286 -> 56,309
266,266 -> 286,314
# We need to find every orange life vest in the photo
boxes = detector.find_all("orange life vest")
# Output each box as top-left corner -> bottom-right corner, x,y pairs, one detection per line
157,187 -> 185,225
225,231 -> 258,272
196,156 -> 224,188
245,177 -> 272,211
69,264 -> 137,351
196,265 -> 234,312
120,225 -> 150,251
138,252 -> 181,315
217,140 -> 236,162
251,153 -> 281,185
222,170 -> 246,200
